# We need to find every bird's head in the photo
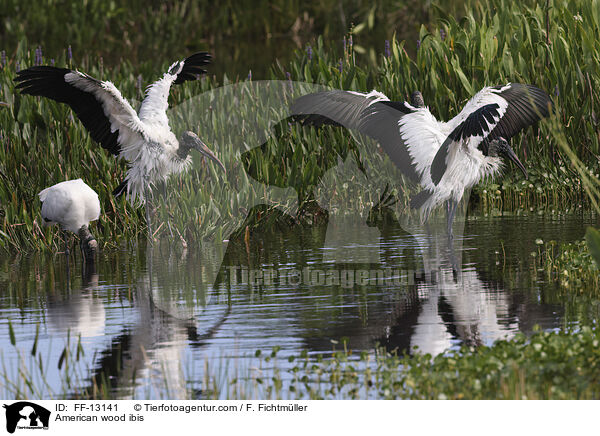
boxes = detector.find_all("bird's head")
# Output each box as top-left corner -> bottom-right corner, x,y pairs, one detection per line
488,137 -> 528,179
78,225 -> 98,263
410,91 -> 425,108
180,131 -> 226,172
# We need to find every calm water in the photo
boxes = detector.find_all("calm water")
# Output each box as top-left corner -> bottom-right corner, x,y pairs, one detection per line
0,212 -> 597,399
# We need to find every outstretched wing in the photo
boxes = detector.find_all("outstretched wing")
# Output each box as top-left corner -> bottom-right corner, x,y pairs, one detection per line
15,66 -> 145,156
431,83 -> 552,185
291,90 -> 445,184
172,52 -> 211,84
137,52 -> 211,128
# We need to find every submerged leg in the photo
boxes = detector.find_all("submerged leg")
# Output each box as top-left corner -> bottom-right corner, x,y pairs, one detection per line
62,229 -> 71,285
446,199 -> 458,239
62,230 -> 70,257
145,182 -> 153,243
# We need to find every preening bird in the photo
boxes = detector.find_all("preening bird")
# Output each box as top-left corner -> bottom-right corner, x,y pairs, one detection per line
291,83 -> 552,235
38,179 -> 100,260
15,52 -> 225,233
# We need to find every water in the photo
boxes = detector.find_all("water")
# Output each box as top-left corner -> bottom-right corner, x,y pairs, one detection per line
0,213 -> 597,399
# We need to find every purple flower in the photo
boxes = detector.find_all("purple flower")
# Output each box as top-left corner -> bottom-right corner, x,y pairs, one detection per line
416,39 -> 421,50
384,40 -> 391,58
554,84 -> 559,96
338,59 -> 343,73
67,45 -> 72,61
1,51 -> 5,68
343,36 -> 347,52
50,58 -> 55,66
35,46 -> 42,65
15,61 -> 20,72
440,28 -> 446,41
247,70 -> 252,80
306,44 -> 313,61
286,71 -> 291,81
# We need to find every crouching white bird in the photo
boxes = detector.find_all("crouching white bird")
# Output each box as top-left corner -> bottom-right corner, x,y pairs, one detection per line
39,179 -> 100,260
15,52 -> 225,235
291,83 -> 552,236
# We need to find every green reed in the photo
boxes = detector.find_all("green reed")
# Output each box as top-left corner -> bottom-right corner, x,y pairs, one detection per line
2,0 -> 600,253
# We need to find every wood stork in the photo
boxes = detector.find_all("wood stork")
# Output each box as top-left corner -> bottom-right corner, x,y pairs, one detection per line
38,179 -> 100,261
291,83 -> 552,236
15,52 -> 225,235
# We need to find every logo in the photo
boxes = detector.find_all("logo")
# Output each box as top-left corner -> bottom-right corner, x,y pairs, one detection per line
3,402 -> 50,434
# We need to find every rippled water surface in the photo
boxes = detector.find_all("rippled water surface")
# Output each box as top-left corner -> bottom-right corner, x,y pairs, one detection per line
0,213 -> 597,398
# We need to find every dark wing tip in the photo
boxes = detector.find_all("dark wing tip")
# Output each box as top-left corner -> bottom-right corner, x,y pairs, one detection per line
484,83 -> 553,145
173,52 -> 212,85
112,179 -> 128,198
14,66 -> 71,93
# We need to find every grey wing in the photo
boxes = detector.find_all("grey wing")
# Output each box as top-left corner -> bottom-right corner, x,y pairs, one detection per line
291,90 -> 422,182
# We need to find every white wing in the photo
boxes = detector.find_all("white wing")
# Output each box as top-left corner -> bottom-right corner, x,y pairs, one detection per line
138,52 -> 211,129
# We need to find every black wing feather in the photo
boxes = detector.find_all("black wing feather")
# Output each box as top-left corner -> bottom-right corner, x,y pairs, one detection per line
15,66 -> 121,155
172,52 -> 211,85
482,83 -> 552,152
431,84 -> 552,185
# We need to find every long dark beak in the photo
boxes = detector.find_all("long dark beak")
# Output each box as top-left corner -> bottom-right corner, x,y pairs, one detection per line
193,138 -> 226,173
503,145 -> 528,179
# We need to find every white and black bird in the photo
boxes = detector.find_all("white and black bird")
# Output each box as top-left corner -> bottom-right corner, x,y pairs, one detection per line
38,179 -> 100,260
15,52 -> 225,232
291,83 -> 552,235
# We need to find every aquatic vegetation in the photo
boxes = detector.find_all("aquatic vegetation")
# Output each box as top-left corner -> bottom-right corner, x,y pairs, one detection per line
207,327 -> 600,400
6,325 -> 600,400
542,236 -> 600,291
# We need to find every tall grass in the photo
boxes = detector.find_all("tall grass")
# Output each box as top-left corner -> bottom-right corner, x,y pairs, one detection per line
1,0 -> 599,253
0,0 -> 466,79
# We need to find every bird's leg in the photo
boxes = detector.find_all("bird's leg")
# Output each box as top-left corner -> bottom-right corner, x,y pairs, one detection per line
145,181 -> 154,243
62,230 -> 70,257
62,229 -> 71,287
157,180 -> 175,239
446,199 -> 458,239
447,234 -> 460,283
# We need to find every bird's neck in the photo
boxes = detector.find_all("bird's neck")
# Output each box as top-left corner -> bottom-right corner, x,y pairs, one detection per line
481,156 -> 503,178
177,144 -> 192,160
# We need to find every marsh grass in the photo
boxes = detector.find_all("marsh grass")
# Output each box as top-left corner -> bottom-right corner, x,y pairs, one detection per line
2,0 -> 600,254
0,0 -> 468,79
